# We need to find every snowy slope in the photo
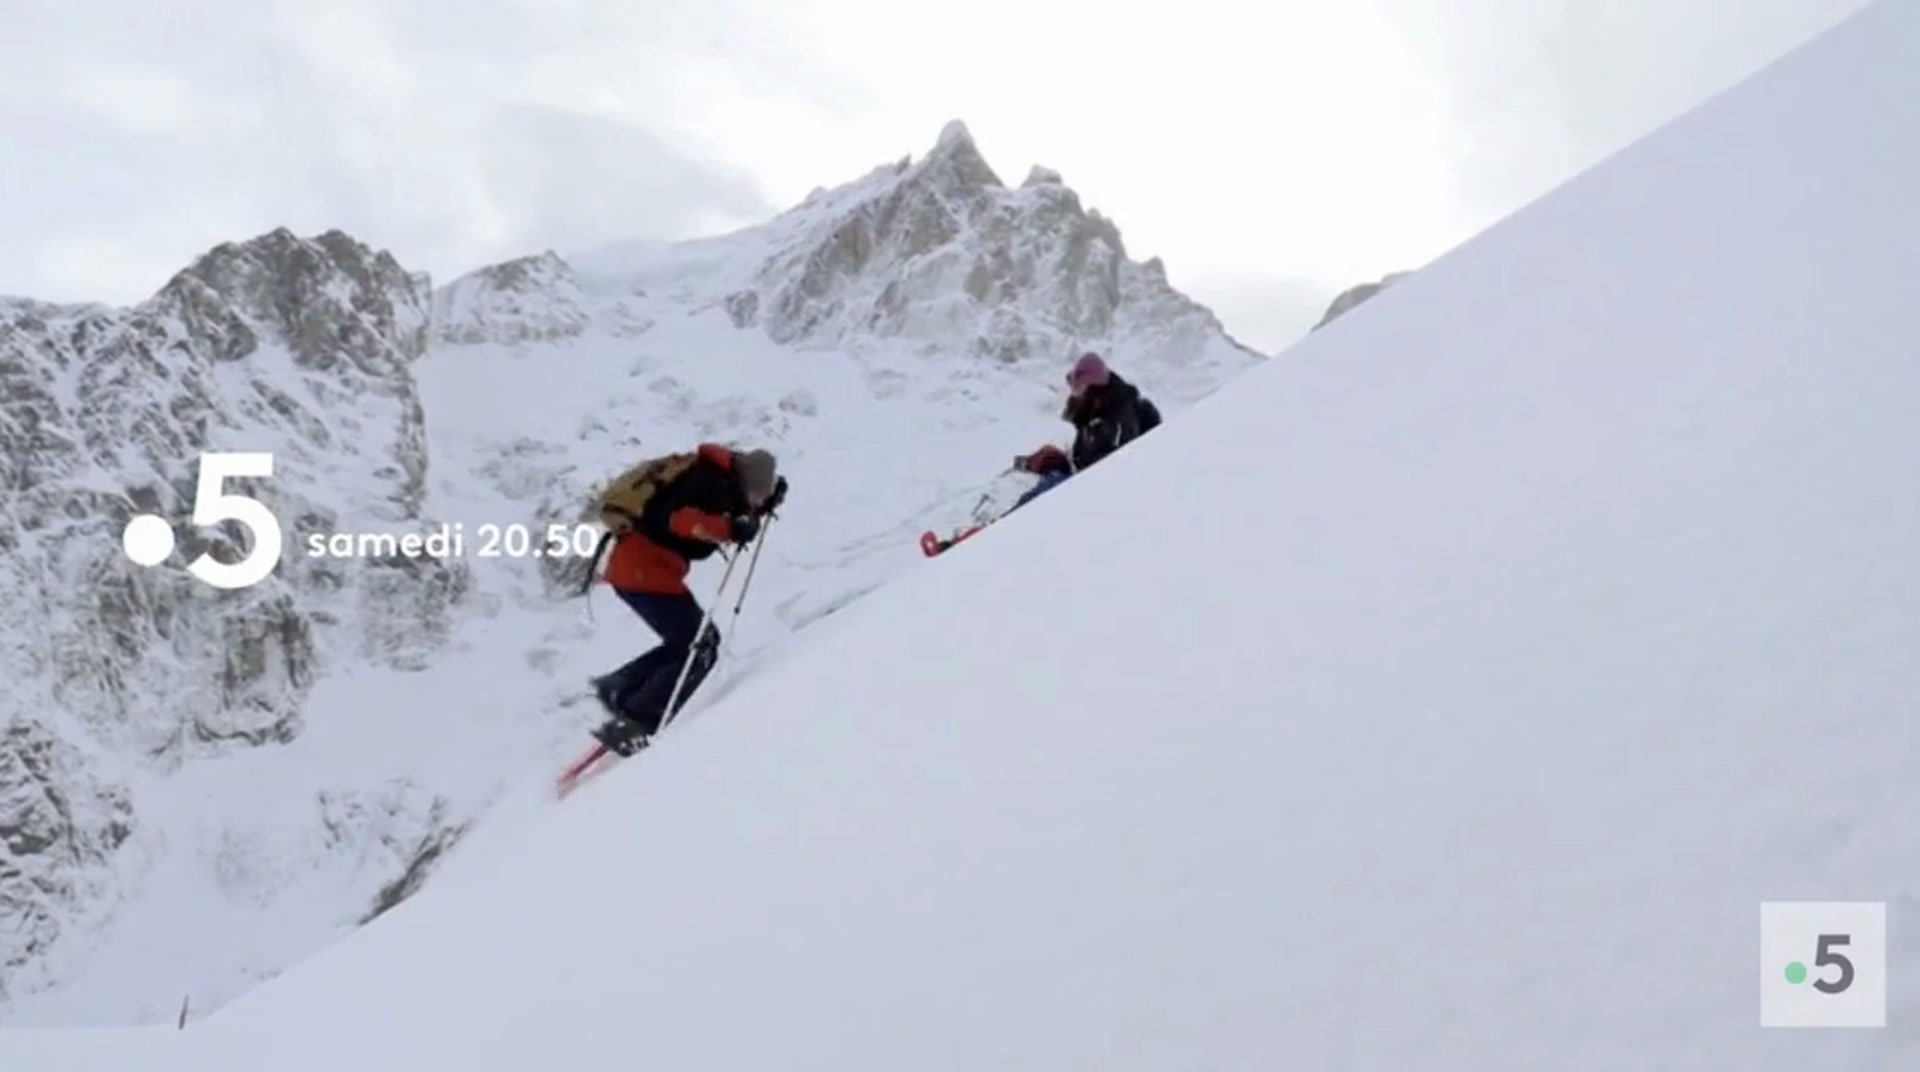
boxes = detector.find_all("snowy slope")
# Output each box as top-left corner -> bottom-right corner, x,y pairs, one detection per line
7,0 -> 1915,1066
1,126 -> 1258,1023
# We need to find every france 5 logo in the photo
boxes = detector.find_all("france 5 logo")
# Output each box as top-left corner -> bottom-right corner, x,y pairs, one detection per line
119,452 -> 283,590
1760,901 -> 1886,1027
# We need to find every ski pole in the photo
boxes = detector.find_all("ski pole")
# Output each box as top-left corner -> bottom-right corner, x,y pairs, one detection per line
717,515 -> 774,663
657,547 -> 741,734
730,515 -> 771,619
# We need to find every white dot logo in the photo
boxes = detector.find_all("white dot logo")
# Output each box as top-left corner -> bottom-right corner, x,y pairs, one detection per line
121,514 -> 177,566
121,452 -> 284,589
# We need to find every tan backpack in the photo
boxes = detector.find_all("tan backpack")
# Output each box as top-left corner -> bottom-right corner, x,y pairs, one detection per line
576,451 -> 700,596
594,451 -> 699,534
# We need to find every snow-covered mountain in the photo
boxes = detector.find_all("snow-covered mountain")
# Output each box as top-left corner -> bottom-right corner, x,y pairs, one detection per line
0,122 -> 1261,1024
0,230 -> 470,1008
4,0 -> 1913,1066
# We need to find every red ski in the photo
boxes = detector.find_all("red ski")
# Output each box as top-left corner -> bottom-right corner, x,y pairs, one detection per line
554,743 -> 614,800
921,524 -> 986,557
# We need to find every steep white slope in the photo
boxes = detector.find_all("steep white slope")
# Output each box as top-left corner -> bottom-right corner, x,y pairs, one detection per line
8,0 -> 1912,1066
4,126 -> 1258,1023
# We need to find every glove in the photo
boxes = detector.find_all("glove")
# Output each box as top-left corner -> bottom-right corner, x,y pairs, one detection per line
727,513 -> 762,545
759,475 -> 788,516
1017,445 -> 1069,475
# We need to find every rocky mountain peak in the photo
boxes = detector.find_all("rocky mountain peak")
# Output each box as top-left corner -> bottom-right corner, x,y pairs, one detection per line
157,228 -> 431,373
724,122 -> 1249,374
913,118 -> 1002,194
469,249 -> 571,292
1021,165 -> 1063,189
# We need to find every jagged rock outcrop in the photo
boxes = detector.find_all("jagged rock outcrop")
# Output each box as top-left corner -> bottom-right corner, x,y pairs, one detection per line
1315,270 -> 1413,329
0,723 -> 135,1003
433,251 -> 652,346
0,227 -> 469,1003
723,121 -> 1262,376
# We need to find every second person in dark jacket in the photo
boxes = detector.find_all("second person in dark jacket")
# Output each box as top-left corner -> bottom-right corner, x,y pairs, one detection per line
1010,352 -> 1161,508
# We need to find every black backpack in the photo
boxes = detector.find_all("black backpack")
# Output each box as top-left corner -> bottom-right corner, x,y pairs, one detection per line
1136,397 -> 1162,434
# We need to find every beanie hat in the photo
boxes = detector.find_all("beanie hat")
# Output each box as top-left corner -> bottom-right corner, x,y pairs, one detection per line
735,448 -> 777,502
1066,352 -> 1110,392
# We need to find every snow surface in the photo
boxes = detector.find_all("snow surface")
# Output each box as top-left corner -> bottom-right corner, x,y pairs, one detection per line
9,0 -> 1920,1065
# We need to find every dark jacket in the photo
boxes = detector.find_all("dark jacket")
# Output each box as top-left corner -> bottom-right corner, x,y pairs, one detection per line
636,443 -> 754,563
604,443 -> 753,594
1063,373 -> 1159,471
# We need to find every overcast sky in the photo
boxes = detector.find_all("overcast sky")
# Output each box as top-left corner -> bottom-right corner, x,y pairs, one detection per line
0,0 -> 1870,353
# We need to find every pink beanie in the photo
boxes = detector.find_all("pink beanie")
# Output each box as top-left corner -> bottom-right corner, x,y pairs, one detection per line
1066,352 -> 1110,391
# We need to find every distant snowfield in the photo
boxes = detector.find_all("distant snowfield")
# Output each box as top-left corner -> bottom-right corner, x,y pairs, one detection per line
9,0 -> 1920,1066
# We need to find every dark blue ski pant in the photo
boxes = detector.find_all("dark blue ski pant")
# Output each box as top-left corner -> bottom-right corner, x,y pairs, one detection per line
1012,470 -> 1070,510
603,588 -> 719,735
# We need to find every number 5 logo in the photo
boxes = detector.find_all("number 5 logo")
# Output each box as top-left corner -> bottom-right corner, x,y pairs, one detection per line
1812,934 -> 1854,994
1760,901 -> 1883,1028
187,452 -> 283,590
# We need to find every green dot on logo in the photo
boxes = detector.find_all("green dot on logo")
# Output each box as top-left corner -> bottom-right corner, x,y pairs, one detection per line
1785,961 -> 1808,984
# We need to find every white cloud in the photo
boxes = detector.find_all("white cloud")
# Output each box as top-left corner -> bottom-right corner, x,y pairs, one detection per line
59,62 -> 263,138
0,0 -> 1876,353
0,0 -> 781,305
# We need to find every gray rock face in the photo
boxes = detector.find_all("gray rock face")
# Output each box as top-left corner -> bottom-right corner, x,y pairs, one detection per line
1314,271 -> 1413,329
0,227 -> 468,1000
0,723 -> 135,1003
728,121 -> 1259,375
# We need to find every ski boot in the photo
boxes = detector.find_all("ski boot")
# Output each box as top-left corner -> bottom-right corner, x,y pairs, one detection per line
590,714 -> 651,758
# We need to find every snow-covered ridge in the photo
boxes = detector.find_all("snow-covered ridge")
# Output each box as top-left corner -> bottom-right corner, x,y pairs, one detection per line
431,251 -> 652,346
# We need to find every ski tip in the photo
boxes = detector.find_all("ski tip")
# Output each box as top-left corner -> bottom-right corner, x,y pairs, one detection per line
554,743 -> 610,800
921,524 -> 986,556
555,766 -> 595,801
